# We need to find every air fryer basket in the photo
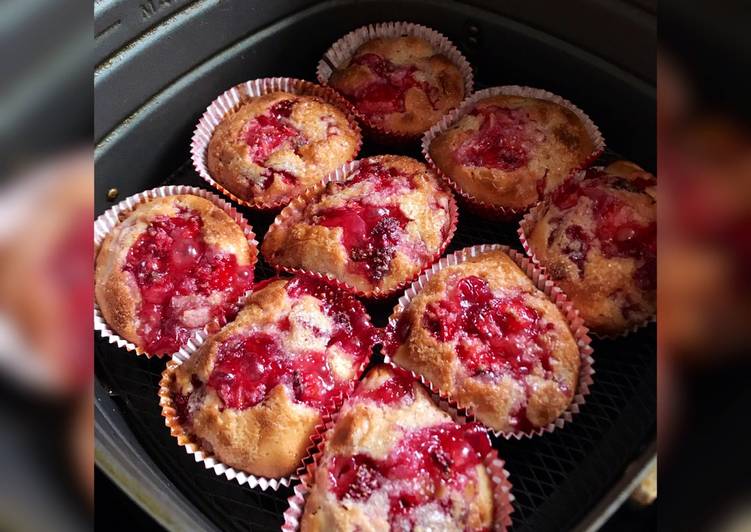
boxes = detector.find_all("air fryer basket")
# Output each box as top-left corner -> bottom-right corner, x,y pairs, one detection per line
94,2 -> 656,531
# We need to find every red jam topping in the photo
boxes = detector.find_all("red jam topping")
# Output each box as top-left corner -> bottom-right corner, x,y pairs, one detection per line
358,367 -> 416,405
123,210 -> 253,353
208,333 -> 339,409
312,161 -> 416,283
317,203 -> 409,282
244,99 -> 303,164
422,276 -> 554,377
551,170 -> 656,289
328,422 -> 491,527
345,53 -> 441,117
455,106 -> 534,171
244,99 -> 308,192
204,276 -> 375,411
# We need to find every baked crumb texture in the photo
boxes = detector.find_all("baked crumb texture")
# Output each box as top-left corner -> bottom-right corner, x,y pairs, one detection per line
166,277 -> 377,479
327,36 -> 465,137
262,154 -> 456,297
206,90 -> 360,208
388,249 -> 582,434
428,92 -> 598,213
299,365 -> 500,531
523,161 -> 656,336
94,193 -> 255,355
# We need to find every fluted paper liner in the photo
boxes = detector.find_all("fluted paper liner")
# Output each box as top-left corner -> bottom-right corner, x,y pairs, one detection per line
93,185 -> 258,358
422,85 -> 606,220
190,77 -> 363,210
382,244 -> 595,439
158,275 -> 378,490
281,376 -> 514,531
518,170 -> 655,339
261,157 -> 459,300
317,21 -> 474,144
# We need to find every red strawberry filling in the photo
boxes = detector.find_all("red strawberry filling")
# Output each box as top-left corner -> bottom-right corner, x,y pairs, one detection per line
244,99 -> 307,192
123,210 -> 253,353
551,171 -> 656,290
312,161 -> 420,284
345,53 -> 441,118
455,105 -> 536,171
359,367 -> 416,405
317,203 -> 409,282
245,99 -> 302,164
422,275 -> 559,431
328,422 -> 491,528
207,333 -> 338,409
203,276 -> 375,411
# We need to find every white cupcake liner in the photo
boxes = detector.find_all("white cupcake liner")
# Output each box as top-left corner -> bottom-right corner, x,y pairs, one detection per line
281,373 -> 514,531
518,169 -> 656,339
261,156 -> 459,300
190,77 -> 363,210
382,244 -> 595,439
422,85 -> 606,220
317,21 -> 474,143
158,275 -> 377,491
93,185 -> 258,358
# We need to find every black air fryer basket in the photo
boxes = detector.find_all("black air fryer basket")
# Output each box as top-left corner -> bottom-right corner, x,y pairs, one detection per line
94,2 -> 656,530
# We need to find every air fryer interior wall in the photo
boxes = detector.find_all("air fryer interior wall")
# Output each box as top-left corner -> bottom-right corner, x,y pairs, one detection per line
94,1 -> 656,531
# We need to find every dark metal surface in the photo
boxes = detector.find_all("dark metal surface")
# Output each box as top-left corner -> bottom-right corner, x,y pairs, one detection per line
95,1 -> 656,530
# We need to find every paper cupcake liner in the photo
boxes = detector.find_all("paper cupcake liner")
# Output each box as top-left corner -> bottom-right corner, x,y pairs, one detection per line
316,21 -> 474,144
517,180 -> 656,339
157,277 -> 377,490
382,244 -> 595,439
422,85 -> 606,220
93,185 -> 258,358
190,77 -> 363,211
281,390 -> 514,531
261,156 -> 459,300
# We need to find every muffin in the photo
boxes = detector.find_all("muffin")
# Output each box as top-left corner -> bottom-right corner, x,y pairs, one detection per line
524,161 -> 657,336
169,276 -> 377,478
262,155 -> 456,296
428,92 -> 597,212
327,36 -> 465,137
300,364 -> 497,531
206,91 -> 360,207
95,194 -> 255,354
388,249 -> 581,434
